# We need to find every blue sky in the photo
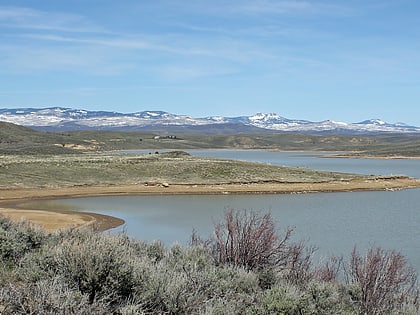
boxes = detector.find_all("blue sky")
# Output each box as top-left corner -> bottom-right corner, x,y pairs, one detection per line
1,0 -> 420,125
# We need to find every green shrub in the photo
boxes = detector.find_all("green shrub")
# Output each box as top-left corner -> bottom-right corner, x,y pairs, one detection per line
305,281 -> 347,314
133,244 -> 215,314
0,277 -> 112,315
262,281 -> 356,315
0,217 -> 45,265
208,266 -> 260,296
18,229 -> 138,305
132,244 -> 260,314
202,296 -> 263,315
146,239 -> 166,262
0,216 -> 418,314
263,285 -> 308,314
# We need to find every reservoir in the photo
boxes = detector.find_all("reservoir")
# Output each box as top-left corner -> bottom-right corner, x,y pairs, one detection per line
37,151 -> 420,271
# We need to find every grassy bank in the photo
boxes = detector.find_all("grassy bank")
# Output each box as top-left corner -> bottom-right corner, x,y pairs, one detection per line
0,151 -> 367,189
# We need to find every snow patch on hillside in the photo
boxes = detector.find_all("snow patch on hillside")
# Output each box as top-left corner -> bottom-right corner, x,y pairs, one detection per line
1,107 -> 419,133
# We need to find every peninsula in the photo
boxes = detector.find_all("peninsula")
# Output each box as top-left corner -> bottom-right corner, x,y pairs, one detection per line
1,151 -> 420,231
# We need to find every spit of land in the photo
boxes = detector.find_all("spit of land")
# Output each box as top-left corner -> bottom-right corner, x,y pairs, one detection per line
1,152 -> 420,231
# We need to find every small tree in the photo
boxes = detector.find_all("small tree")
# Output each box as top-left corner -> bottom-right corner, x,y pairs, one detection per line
207,209 -> 293,271
348,246 -> 418,314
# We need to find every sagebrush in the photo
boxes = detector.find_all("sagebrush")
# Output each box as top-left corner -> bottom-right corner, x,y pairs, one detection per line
0,212 -> 418,315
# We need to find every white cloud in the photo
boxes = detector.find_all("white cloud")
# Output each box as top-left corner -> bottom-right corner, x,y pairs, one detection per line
156,64 -> 240,81
0,2 -> 382,81
0,6 -> 38,19
0,42 -> 135,75
16,30 -> 277,62
172,0 -> 354,17
235,0 -> 313,15
0,5 -> 103,33
19,33 -> 165,51
0,4 -> 328,80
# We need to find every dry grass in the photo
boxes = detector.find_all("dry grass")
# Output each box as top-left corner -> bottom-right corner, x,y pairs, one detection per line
0,152 -> 367,189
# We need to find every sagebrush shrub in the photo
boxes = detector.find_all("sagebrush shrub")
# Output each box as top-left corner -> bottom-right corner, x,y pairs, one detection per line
55,232 -> 137,303
134,243 -> 215,313
0,277 -> 112,315
0,216 -> 418,314
262,284 -> 308,314
0,217 -> 45,265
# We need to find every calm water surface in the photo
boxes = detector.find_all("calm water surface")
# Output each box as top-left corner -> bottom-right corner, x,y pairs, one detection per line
39,151 -> 420,270
189,149 -> 420,177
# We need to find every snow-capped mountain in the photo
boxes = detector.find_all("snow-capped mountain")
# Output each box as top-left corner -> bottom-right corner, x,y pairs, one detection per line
1,107 -> 419,134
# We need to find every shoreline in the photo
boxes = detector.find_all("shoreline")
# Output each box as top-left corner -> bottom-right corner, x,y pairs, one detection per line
323,154 -> 420,160
1,176 -> 420,232
0,208 -> 124,232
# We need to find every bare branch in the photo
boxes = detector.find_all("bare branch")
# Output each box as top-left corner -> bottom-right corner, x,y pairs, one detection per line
348,246 -> 418,314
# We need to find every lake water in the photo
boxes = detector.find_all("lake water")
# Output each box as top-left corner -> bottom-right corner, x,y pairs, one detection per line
38,150 -> 420,271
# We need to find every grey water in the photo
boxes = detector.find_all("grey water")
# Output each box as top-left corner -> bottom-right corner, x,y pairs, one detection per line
39,150 -> 420,271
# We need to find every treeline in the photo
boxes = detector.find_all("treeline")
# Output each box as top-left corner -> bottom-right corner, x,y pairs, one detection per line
0,210 -> 418,314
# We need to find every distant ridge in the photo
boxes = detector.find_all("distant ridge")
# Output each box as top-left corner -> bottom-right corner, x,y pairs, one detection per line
1,107 -> 420,134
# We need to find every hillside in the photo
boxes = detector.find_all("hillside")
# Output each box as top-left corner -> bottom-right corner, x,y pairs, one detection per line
2,121 -> 420,157
0,121 -> 75,154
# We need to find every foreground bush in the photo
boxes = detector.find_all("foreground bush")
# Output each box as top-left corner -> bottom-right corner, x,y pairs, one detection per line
263,282 -> 337,314
0,278 -> 111,314
207,209 -> 293,270
0,213 -> 418,314
193,209 -> 321,286
0,216 -> 45,265
348,246 -> 418,314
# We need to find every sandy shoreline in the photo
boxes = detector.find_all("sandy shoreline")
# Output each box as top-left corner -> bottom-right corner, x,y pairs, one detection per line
0,208 -> 124,232
1,177 -> 420,231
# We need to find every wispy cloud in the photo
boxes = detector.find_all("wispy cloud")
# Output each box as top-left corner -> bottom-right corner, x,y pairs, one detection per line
16,30 -> 279,63
234,0 -> 313,15
0,6 -> 37,19
156,64 -> 240,81
19,33 -> 168,51
0,2 -> 360,80
0,42 -> 135,75
0,5 -> 103,33
176,0 -> 354,17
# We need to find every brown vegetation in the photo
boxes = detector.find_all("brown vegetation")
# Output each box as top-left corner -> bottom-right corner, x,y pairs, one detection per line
348,246 -> 418,314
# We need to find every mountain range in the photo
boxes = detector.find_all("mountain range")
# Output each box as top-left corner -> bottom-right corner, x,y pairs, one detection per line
1,107 -> 419,134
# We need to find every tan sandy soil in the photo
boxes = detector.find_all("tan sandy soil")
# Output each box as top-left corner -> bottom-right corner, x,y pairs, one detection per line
1,176 -> 420,232
0,207 -> 124,232
0,208 -> 96,232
